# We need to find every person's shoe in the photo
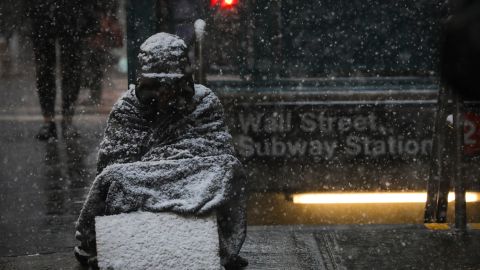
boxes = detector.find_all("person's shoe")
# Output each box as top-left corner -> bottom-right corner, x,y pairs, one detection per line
74,245 -> 99,269
88,256 -> 99,270
224,255 -> 248,270
35,122 -> 57,141
61,122 -> 79,139
74,246 -> 91,266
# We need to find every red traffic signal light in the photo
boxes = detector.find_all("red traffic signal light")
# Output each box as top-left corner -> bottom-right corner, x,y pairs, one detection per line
210,0 -> 238,9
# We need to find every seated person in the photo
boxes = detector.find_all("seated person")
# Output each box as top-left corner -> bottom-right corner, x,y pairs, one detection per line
74,32 -> 248,269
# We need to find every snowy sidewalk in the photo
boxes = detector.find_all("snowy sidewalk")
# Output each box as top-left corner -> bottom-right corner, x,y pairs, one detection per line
242,224 -> 480,270
2,224 -> 480,269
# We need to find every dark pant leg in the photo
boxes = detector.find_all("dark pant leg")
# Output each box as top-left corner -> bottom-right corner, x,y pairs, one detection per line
31,22 -> 56,119
59,34 -> 82,120
89,49 -> 105,103
217,190 -> 247,266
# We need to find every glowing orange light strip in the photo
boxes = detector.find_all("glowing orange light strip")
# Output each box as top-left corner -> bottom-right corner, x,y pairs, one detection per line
292,192 -> 480,204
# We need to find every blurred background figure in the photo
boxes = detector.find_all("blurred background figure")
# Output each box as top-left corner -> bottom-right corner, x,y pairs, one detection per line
126,0 -> 204,84
165,0 -> 205,78
80,0 -> 123,107
27,0 -> 94,140
0,0 -> 24,77
0,31 -> 11,78
441,0 -> 480,101
165,0 -> 204,46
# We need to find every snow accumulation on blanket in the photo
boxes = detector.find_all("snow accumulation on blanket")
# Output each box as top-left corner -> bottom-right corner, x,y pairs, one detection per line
76,82 -> 246,265
75,32 -> 246,267
98,84 -> 241,214
96,211 -> 221,270
77,82 -> 244,225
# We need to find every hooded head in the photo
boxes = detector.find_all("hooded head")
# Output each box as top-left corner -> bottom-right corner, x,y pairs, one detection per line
135,33 -> 194,113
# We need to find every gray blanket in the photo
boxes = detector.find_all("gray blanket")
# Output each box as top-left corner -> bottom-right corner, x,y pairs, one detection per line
76,84 -> 246,264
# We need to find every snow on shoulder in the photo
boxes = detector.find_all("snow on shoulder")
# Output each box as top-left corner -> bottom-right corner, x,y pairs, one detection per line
193,84 -> 210,101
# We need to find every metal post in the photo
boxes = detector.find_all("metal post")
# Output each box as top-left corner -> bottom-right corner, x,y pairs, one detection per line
436,86 -> 455,223
425,86 -> 449,223
194,19 -> 206,85
453,92 -> 466,230
436,164 -> 451,223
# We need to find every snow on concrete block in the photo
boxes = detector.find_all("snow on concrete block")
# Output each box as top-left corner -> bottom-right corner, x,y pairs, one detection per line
95,211 -> 221,270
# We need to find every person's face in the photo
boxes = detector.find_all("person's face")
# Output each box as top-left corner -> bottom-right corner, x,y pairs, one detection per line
136,76 -> 180,112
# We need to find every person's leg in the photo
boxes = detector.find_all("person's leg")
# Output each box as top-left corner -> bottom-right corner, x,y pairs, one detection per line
31,19 -> 57,140
74,169 -> 113,269
89,49 -> 105,106
59,33 -> 82,138
217,190 -> 248,269
0,33 -> 11,77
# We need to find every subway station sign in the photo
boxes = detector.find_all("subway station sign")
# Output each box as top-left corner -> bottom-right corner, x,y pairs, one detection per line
232,110 -> 433,159
216,86 -> 480,191
220,90 -> 480,162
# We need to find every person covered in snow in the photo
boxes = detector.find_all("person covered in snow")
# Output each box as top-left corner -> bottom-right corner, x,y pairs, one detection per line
74,32 -> 248,269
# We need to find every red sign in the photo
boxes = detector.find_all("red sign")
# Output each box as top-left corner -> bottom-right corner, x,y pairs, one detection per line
464,112 -> 480,155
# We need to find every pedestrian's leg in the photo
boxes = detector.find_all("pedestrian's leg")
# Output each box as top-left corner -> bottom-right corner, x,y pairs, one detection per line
32,27 -> 57,140
0,34 -> 11,77
59,34 -> 82,138
89,49 -> 105,106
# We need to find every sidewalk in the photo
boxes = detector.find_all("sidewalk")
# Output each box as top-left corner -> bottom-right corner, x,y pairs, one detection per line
2,224 -> 480,269
243,224 -> 480,270
2,72 -> 480,270
0,70 -> 125,270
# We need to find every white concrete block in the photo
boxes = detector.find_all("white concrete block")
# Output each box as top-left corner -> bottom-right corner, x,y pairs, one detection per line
95,211 -> 221,270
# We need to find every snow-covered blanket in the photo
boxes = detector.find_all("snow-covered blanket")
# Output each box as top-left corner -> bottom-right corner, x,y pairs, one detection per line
76,84 -> 246,263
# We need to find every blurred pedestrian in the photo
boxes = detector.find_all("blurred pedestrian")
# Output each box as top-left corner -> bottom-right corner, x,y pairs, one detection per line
0,0 -> 25,77
441,0 -> 480,100
28,1 -> 93,140
167,0 -> 204,45
81,0 -> 123,106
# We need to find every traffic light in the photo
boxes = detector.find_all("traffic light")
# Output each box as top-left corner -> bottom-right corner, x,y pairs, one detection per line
210,0 -> 238,9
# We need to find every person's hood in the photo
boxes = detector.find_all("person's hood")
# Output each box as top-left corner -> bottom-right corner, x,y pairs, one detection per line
137,32 -> 189,77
